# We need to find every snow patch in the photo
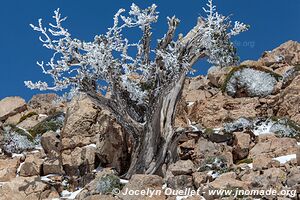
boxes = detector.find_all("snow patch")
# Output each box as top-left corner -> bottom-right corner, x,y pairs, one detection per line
247,163 -> 253,169
273,154 -> 296,164
12,153 -> 24,158
187,101 -> 195,107
61,188 -> 83,199
120,179 -> 129,184
87,144 -> 96,148
41,174 -> 61,184
187,119 -> 199,131
176,196 -> 189,200
207,170 -> 219,179
16,162 -> 25,177
253,120 -> 274,136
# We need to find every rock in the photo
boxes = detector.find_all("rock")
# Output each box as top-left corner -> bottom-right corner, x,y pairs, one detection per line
0,97 -> 27,121
207,66 -> 230,87
192,172 -> 208,188
252,155 -> 276,170
16,112 -> 44,130
286,167 -> 300,187
119,174 -> 165,200
168,160 -> 195,176
224,66 -> 279,98
28,93 -> 63,114
249,134 -> 298,158
19,154 -> 43,177
189,93 -> 260,128
167,175 -> 194,190
0,157 -> 19,181
95,119 -> 129,174
0,176 -> 54,200
62,145 -> 96,177
297,146 -> 300,166
178,139 -> 196,160
42,158 -> 64,175
259,40 -> 300,66
209,172 -> 249,189
62,95 -> 101,150
62,95 -> 128,176
80,195 -> 115,200
241,167 -> 286,190
41,131 -> 61,158
232,132 -> 251,161
4,113 -> 23,126
276,75 -> 300,124
193,138 -> 233,168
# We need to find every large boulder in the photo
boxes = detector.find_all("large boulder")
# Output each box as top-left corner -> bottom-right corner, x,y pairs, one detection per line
0,97 -> 27,121
249,134 -> 298,159
61,95 -> 128,176
62,145 -> 96,177
259,40 -> 300,67
19,154 -> 43,177
167,160 -> 195,176
276,75 -> 300,124
41,131 -> 61,158
28,93 -> 64,114
189,93 -> 260,128
61,96 -> 101,150
209,172 -> 250,190
0,176 -> 58,200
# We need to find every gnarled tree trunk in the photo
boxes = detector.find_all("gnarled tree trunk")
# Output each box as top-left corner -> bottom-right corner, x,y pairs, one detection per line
123,73 -> 186,178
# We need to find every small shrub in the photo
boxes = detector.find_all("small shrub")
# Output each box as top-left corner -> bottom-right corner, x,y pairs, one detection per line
28,112 -> 64,137
95,174 -> 123,195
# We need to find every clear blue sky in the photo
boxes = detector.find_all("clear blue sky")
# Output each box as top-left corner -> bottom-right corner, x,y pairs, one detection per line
0,0 -> 299,101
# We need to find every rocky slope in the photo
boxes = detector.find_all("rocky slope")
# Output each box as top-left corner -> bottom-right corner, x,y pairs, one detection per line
0,40 -> 300,200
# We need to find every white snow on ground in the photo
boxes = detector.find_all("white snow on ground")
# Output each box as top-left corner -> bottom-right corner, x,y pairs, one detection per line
30,150 -> 40,153
87,144 -> 96,148
61,188 -> 83,199
38,114 -> 48,118
187,101 -> 195,107
207,171 -> 220,179
252,120 -> 274,136
12,153 -> 24,158
120,179 -> 129,184
213,128 -> 221,134
247,163 -> 253,169
187,119 -> 199,131
16,162 -> 25,177
273,154 -> 297,164
35,146 -> 43,150
40,174 -> 61,184
176,196 -> 189,200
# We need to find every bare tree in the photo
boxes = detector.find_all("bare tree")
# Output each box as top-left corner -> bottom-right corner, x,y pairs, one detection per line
26,0 -> 248,178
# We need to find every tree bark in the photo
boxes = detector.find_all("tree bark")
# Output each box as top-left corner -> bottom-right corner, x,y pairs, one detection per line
123,72 -> 186,178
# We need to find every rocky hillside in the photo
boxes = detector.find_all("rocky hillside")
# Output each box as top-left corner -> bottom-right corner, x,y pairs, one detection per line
0,41 -> 300,200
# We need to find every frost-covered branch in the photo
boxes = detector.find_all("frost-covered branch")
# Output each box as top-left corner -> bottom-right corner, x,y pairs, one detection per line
26,1 -> 248,122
